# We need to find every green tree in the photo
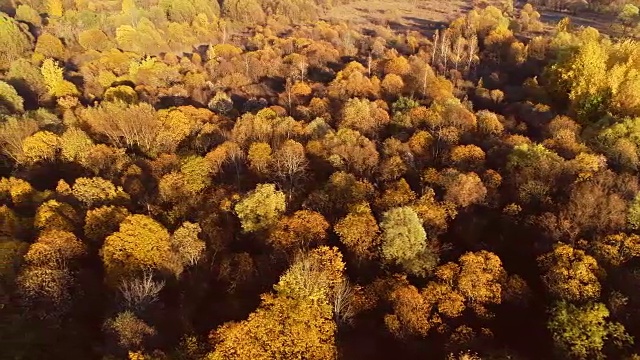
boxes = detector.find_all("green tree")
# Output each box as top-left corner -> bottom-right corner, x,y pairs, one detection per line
618,4 -> 639,34
548,301 -> 632,359
0,81 -> 24,113
15,4 -> 42,27
235,184 -> 286,233
0,14 -> 33,70
33,33 -> 65,61
380,206 -> 438,276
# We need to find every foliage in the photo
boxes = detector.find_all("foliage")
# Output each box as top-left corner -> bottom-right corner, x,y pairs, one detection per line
0,81 -> 24,113
40,59 -> 79,98
335,203 -> 380,261
1,4 -> 640,359
207,247 -> 342,359
101,215 -> 182,284
380,206 -> 437,277
105,311 -> 156,351
0,14 -> 33,69
21,131 -> 59,164
548,301 -> 632,359
235,184 -> 286,233
72,177 -> 122,208
84,206 -> 131,243
34,200 -> 80,232
539,244 -> 603,302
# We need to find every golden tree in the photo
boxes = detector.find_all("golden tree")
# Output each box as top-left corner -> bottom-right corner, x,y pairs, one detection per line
33,33 -> 65,61
268,210 -> 329,252
334,202 -> 380,261
24,230 -> 86,269
84,206 -> 131,243
207,247 -> 344,360
101,214 -> 182,284
538,244 -> 603,302
21,131 -> 59,164
72,177 -> 123,208
34,200 -> 80,232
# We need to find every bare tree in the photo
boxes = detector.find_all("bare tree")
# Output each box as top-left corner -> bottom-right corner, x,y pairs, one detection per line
440,30 -> 450,75
0,117 -> 39,162
297,58 -> 308,83
453,36 -> 465,72
466,34 -> 478,75
272,140 -> 308,200
119,272 -> 165,310
431,29 -> 440,67
331,280 -> 356,326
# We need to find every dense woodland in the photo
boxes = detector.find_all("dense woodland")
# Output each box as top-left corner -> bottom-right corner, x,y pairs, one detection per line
2,0 -> 640,359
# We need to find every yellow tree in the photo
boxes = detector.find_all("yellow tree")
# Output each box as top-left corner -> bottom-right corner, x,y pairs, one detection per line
34,200 -> 80,232
334,202 -> 380,261
101,214 -> 182,284
46,0 -> 64,17
84,206 -> 131,243
72,177 -> 123,208
24,230 -> 86,269
21,131 -> 59,164
41,59 -> 79,98
538,244 -> 603,302
207,247 -> 344,360
247,142 -> 272,177
591,233 -> 640,268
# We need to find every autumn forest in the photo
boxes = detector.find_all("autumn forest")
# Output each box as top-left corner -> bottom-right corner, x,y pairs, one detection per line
1,0 -> 640,358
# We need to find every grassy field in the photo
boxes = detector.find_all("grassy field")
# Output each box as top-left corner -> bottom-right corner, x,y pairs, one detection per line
324,0 -> 471,35
324,0 -> 618,37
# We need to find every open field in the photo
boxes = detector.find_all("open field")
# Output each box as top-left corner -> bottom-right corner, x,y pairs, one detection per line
324,0 -> 619,37
324,0 -> 472,35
